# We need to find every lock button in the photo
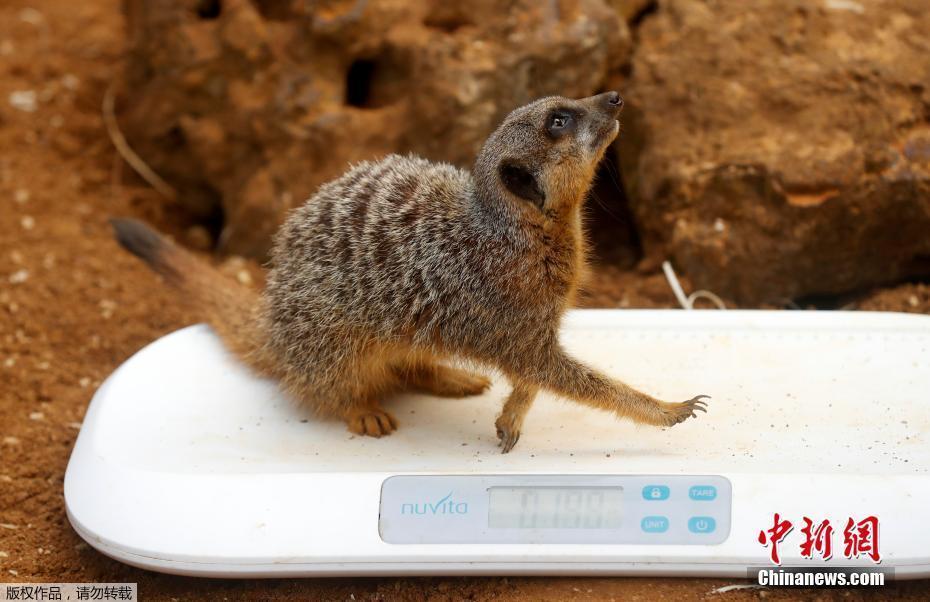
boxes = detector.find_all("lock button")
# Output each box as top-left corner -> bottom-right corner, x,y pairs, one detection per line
642,485 -> 670,501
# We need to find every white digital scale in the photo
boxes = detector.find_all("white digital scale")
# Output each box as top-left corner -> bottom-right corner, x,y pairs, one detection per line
64,310 -> 930,578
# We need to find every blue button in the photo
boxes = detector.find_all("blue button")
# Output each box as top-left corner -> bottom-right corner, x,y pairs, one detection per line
689,485 -> 717,501
642,485 -> 670,501
688,516 -> 716,533
641,516 -> 670,533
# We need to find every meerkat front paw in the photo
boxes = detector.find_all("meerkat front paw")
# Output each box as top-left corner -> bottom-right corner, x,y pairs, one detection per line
345,406 -> 398,438
495,414 -> 522,454
654,395 -> 709,427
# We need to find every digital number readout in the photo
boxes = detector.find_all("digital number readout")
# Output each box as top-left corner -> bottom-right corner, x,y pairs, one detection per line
487,487 -> 623,529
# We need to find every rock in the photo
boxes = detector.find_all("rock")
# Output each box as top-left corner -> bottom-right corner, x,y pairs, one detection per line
8,90 -> 37,113
857,282 -> 930,314
121,0 -> 630,257
8,269 -> 29,284
622,0 -> 930,304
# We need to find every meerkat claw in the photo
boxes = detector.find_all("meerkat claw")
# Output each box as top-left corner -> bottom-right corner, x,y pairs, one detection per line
497,427 -> 521,454
656,395 -> 710,426
346,407 -> 398,438
691,394 -> 710,413
683,394 -> 710,420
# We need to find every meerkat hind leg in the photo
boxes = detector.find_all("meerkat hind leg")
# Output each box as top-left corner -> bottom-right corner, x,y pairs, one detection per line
342,352 -> 402,437
399,362 -> 491,398
280,350 -> 401,438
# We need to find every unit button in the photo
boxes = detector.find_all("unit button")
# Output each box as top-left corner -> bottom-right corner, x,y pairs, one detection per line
641,516 -> 670,533
642,485 -> 670,500
688,516 -> 716,534
689,485 -> 717,501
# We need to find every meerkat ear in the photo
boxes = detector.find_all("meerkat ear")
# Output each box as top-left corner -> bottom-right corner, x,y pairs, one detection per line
498,160 -> 545,208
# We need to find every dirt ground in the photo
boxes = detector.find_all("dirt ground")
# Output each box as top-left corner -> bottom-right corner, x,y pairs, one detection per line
1,0 -> 929,600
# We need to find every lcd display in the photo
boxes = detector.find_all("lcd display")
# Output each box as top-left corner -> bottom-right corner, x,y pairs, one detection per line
487,487 -> 623,529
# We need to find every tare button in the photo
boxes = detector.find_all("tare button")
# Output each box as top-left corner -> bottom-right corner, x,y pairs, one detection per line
642,485 -> 670,500
688,485 -> 717,501
688,516 -> 716,534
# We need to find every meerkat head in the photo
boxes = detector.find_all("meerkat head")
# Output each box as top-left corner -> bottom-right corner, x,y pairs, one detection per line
474,91 -> 623,218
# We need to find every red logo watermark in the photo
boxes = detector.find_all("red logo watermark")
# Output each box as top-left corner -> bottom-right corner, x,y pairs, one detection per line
758,514 -> 880,565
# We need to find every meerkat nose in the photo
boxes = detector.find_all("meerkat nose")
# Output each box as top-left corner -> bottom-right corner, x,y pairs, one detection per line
605,91 -> 623,110
592,91 -> 623,117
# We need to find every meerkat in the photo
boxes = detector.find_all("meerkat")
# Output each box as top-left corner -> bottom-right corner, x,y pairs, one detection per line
112,91 -> 708,453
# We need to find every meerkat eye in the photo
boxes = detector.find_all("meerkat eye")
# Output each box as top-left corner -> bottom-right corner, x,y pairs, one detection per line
546,111 -> 575,137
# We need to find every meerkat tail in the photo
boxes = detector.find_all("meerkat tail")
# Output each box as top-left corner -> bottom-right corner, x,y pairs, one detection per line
109,217 -> 273,375
110,217 -> 184,284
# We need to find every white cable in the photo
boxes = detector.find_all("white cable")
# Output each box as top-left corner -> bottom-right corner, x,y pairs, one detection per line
687,289 -> 728,310
662,260 -> 691,309
662,260 -> 727,310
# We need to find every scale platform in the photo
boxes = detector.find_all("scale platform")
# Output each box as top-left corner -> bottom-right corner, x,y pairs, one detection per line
64,310 -> 930,578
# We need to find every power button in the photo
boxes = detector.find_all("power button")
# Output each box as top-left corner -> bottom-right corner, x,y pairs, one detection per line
688,516 -> 716,534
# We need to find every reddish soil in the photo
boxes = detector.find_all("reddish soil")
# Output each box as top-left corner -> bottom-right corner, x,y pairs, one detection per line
0,0 -> 927,600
